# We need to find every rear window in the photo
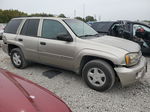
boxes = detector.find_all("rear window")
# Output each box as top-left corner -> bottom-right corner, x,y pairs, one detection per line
4,19 -> 22,34
20,19 -> 39,37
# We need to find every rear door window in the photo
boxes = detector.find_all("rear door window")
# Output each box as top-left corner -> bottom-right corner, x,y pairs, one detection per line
4,19 -> 22,34
20,19 -> 39,37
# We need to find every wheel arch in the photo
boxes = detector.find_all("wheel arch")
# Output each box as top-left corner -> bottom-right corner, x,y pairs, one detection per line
8,44 -> 21,55
79,55 -> 115,73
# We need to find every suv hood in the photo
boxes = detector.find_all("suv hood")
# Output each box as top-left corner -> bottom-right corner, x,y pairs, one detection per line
89,35 -> 140,52
0,69 -> 71,112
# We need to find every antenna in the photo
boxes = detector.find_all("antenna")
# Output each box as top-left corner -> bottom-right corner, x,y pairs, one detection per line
83,4 -> 85,20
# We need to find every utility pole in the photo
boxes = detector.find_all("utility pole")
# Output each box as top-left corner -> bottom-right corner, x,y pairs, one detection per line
94,14 -> 96,21
83,4 -> 85,20
82,3 -> 85,35
98,16 -> 101,21
74,10 -> 76,18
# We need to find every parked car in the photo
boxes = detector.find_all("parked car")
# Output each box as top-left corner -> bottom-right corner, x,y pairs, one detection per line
0,23 -> 6,39
0,68 -> 71,112
90,21 -> 150,54
2,17 -> 147,91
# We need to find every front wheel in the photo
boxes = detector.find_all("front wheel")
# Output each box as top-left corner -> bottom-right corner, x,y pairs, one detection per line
82,60 -> 115,92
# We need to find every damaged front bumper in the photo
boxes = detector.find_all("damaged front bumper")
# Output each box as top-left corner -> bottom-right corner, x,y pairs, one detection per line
114,56 -> 147,86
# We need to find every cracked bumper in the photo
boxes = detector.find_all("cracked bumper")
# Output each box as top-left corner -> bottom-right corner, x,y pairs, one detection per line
115,56 -> 147,86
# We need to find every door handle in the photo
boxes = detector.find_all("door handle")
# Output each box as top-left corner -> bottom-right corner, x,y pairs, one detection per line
40,42 -> 46,45
18,38 -> 23,42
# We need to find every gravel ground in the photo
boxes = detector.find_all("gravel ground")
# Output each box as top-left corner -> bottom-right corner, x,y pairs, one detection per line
0,40 -> 150,112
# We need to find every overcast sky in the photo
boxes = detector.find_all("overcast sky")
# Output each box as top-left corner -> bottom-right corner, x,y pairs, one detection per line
1,0 -> 150,21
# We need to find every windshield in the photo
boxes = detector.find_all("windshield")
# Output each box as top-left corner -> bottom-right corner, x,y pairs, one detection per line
64,19 -> 98,37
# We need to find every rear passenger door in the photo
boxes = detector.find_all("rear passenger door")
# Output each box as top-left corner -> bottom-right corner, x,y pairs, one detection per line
4,19 -> 22,43
19,19 -> 40,61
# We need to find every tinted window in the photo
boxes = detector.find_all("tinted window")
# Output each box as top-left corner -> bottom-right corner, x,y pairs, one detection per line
4,19 -> 22,34
42,19 -> 68,39
21,19 -> 39,37
92,22 -> 114,33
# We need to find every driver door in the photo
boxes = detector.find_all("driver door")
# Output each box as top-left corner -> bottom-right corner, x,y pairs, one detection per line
38,19 -> 76,69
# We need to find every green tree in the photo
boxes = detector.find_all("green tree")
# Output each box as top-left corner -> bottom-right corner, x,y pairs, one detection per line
0,9 -> 3,23
58,14 -> 66,18
85,16 -> 96,22
0,9 -> 27,23
144,20 -> 150,24
75,17 -> 85,21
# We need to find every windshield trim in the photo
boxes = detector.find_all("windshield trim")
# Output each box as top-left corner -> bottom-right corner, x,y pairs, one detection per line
63,20 -> 79,37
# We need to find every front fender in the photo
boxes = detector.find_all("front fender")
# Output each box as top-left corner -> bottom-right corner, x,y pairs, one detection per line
74,48 -> 124,73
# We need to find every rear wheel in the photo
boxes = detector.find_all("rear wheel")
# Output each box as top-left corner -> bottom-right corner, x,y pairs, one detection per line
82,59 -> 115,92
10,48 -> 28,69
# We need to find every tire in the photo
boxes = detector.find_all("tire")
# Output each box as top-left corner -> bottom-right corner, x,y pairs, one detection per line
10,48 -> 28,69
82,59 -> 115,92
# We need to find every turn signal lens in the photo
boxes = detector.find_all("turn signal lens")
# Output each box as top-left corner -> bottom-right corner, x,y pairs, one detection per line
125,55 -> 131,65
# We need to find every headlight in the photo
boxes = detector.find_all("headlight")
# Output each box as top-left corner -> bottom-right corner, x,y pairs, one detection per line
125,52 -> 141,66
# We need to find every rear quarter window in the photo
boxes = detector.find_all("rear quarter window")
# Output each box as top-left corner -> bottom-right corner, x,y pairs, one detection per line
4,19 -> 22,34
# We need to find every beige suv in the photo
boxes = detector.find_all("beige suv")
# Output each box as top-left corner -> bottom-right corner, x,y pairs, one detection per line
2,17 -> 147,91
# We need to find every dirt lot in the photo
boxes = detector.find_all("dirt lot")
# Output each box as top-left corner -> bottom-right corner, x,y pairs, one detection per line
0,40 -> 150,112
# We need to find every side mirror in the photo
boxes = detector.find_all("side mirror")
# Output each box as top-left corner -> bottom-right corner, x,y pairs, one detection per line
57,34 -> 73,42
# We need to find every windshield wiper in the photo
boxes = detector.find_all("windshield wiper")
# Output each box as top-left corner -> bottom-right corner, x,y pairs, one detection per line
80,35 -> 94,37
80,34 -> 100,37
